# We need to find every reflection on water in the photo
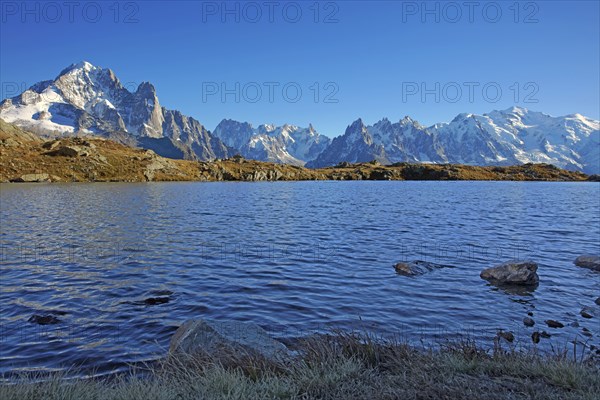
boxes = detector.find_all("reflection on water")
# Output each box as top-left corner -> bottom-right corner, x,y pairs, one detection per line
1,181 -> 599,377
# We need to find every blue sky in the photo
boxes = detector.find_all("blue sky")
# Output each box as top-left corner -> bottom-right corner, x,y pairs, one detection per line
1,0 -> 599,137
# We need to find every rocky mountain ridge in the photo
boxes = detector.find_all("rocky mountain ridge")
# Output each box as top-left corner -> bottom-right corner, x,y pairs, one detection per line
1,62 -> 598,173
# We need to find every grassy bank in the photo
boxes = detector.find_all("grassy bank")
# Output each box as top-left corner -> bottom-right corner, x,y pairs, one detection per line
2,333 -> 599,400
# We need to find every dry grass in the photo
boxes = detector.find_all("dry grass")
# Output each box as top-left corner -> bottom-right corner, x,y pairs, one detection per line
2,333 -> 599,400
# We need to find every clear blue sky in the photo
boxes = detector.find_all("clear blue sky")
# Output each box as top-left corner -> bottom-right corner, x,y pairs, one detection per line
1,1 -> 599,137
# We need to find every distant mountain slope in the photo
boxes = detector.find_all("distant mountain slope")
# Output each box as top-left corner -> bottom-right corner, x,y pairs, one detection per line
213,119 -> 330,166
308,107 -> 599,174
0,61 -> 230,161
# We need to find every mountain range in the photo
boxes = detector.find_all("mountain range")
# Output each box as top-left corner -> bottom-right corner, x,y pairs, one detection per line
1,62 -> 598,173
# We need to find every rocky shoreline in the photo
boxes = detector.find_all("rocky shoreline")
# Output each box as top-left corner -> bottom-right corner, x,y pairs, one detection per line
1,119 -> 598,183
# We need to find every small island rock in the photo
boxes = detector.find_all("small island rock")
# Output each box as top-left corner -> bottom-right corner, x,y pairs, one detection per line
480,260 -> 539,286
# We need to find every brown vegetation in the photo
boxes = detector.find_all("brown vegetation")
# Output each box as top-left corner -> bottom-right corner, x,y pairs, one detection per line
1,119 -> 594,183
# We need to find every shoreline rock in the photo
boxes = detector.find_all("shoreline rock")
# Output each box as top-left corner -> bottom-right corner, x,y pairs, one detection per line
10,173 -> 51,183
169,319 -> 291,363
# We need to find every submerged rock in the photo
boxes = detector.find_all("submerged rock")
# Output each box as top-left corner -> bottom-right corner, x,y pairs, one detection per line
393,260 -> 452,276
545,320 -> 564,329
574,255 -> 600,271
595,297 -> 600,306
580,307 -> 594,319
582,327 -> 593,338
169,319 -> 290,362
531,331 -> 540,344
480,260 -> 539,286
523,317 -> 535,327
28,314 -> 60,325
143,297 -> 170,305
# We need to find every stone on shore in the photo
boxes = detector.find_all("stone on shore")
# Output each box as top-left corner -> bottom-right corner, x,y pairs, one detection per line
10,173 -> 51,183
574,255 -> 600,271
480,260 -> 539,286
169,319 -> 290,362
497,331 -> 514,342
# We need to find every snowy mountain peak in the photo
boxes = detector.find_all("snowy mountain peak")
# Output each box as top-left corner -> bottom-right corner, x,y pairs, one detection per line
0,62 -> 230,161
503,105 -> 528,115
58,60 -> 97,76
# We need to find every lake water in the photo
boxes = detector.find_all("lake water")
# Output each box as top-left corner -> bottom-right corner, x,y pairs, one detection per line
1,181 -> 599,377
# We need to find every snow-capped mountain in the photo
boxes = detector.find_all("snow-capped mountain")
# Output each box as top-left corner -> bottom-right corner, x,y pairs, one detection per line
0,61 -> 230,160
1,62 -> 597,173
213,119 -> 330,166
308,108 -> 600,174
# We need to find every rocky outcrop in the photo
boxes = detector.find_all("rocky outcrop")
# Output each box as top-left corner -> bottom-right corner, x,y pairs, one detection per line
169,320 -> 290,362
574,255 -> 600,271
44,145 -> 89,157
11,173 -> 51,183
480,261 -> 539,286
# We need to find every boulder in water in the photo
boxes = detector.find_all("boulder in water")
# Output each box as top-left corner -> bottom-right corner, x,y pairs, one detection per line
574,255 -> 600,271
480,260 -> 539,286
